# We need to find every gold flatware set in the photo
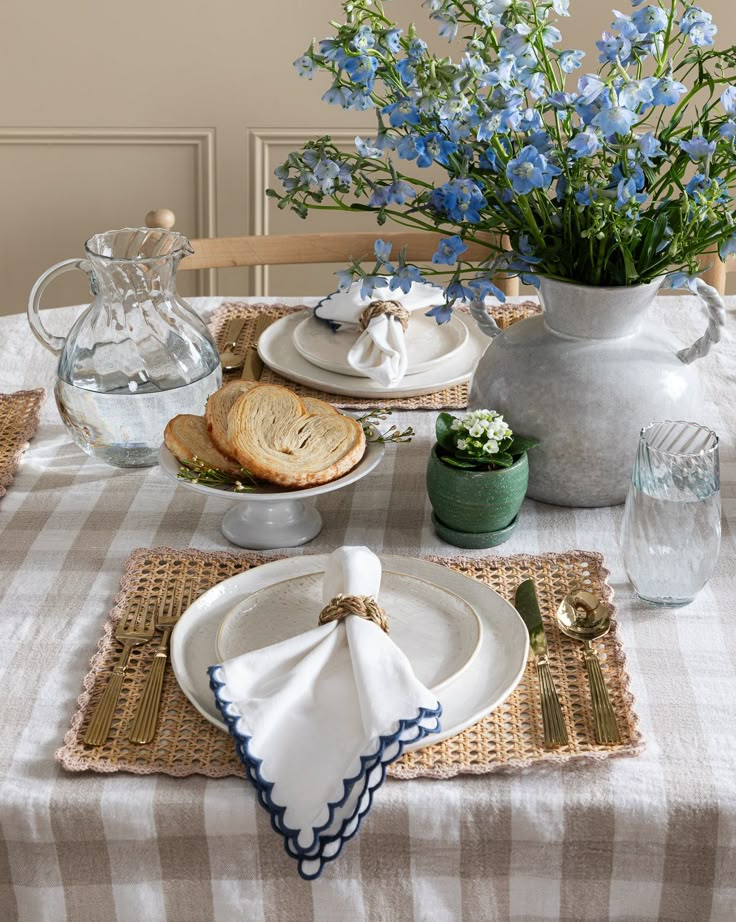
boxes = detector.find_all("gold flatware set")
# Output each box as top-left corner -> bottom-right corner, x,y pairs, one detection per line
515,580 -> 620,749
84,583 -> 197,747
218,313 -> 274,380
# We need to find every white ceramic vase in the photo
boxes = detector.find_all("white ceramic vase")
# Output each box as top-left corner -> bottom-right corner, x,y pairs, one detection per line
468,276 -> 725,507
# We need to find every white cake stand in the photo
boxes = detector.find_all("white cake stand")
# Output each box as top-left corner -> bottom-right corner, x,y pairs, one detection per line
158,435 -> 385,549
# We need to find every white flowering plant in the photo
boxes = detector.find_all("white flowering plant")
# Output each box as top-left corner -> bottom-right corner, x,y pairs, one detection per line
435,409 -> 539,469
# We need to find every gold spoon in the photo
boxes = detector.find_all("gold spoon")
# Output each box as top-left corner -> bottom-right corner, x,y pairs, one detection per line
220,340 -> 245,374
556,590 -> 621,744
219,317 -> 247,373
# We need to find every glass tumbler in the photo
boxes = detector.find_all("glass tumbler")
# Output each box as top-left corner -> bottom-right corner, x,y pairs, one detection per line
621,420 -> 721,606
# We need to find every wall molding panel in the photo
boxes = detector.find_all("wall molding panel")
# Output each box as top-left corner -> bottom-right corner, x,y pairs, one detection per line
249,128 -> 362,296
0,127 -> 217,295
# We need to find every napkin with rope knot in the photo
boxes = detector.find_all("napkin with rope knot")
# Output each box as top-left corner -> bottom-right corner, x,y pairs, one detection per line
314,279 -> 444,386
208,546 -> 442,879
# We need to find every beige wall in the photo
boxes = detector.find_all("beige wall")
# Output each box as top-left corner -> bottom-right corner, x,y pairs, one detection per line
1,0 -> 734,317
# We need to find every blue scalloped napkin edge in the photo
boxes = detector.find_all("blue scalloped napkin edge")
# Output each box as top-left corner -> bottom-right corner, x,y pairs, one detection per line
209,665 -> 441,879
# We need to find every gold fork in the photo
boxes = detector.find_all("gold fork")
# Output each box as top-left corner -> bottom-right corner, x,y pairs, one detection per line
84,595 -> 156,746
128,581 -> 196,744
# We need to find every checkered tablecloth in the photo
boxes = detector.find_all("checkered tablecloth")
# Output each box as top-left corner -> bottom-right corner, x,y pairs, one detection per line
0,296 -> 734,922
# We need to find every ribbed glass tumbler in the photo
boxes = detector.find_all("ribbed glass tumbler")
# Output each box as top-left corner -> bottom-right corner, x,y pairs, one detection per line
621,420 -> 721,606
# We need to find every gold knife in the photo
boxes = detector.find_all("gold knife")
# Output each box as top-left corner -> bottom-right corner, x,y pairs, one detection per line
515,579 -> 569,748
241,313 -> 274,381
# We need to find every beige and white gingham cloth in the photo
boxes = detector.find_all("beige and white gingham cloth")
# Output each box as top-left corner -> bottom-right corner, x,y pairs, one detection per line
0,296 -> 734,922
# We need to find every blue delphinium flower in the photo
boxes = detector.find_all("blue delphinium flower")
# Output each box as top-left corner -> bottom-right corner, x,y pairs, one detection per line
616,178 -> 647,212
415,133 -> 458,167
559,50 -> 584,73
425,302 -> 454,324
719,233 -> 736,259
593,104 -> 638,137
351,25 -> 376,53
322,85 -> 351,108
651,76 -> 687,106
396,135 -> 418,161
383,28 -> 402,54
680,136 -> 717,161
664,271 -> 699,292
360,275 -> 389,300
619,78 -> 655,110
374,239 -> 394,268
355,136 -> 383,159
506,145 -> 560,193
568,130 -> 601,159
335,268 -> 354,291
631,5 -> 668,34
637,131 -> 665,165
382,98 -> 421,127
294,55 -> 315,79
344,55 -> 378,89
319,38 -> 349,68
432,235 -> 468,265
680,8 -> 718,46
446,279 -> 475,302
468,276 -> 507,302
389,265 -> 427,294
721,86 -> 736,117
385,181 -> 416,205
720,122 -> 736,141
552,0 -> 570,15
597,31 -> 632,64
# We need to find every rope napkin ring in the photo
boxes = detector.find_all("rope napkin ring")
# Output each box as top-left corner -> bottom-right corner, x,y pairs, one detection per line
318,594 -> 390,634
359,300 -> 410,332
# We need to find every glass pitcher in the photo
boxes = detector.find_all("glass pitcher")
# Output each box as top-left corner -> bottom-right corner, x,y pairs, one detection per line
28,228 -> 222,467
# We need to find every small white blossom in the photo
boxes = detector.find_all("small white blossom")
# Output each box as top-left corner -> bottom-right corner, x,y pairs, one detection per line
483,439 -> 499,454
469,423 -> 484,438
451,418 -> 462,430
457,439 -> 467,449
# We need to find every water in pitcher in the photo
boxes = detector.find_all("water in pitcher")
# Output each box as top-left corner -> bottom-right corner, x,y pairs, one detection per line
56,365 -> 222,468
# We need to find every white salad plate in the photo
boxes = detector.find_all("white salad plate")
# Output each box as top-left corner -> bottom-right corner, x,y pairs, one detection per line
291,311 -> 469,378
170,554 -> 530,752
159,434 -> 385,549
258,310 -> 488,399
215,570 -> 483,693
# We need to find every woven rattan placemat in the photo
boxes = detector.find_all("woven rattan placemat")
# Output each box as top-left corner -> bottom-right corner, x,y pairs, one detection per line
209,301 -> 541,410
0,388 -> 45,500
57,547 -> 643,779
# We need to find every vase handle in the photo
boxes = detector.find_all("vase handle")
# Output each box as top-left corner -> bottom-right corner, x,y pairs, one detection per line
676,279 -> 726,365
469,300 -> 503,339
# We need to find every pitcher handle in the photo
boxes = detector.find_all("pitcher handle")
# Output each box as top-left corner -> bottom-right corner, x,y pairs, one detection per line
676,279 -> 726,365
27,258 -> 94,355
469,300 -> 503,339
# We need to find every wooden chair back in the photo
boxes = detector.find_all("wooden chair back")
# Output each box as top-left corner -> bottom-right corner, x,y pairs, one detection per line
144,209 -> 520,297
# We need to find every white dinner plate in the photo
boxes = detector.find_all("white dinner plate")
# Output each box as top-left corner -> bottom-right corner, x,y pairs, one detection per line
291,311 -> 469,378
258,311 -> 488,399
215,570 -> 483,693
170,554 -> 529,752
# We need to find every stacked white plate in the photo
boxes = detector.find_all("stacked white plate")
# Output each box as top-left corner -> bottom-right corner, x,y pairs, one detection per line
257,310 -> 489,399
171,554 -> 529,751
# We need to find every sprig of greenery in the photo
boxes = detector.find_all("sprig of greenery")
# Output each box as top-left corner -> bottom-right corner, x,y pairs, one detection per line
177,457 -> 258,492
357,407 -> 415,443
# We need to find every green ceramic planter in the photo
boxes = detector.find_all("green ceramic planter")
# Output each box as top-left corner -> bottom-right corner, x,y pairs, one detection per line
426,444 -> 529,547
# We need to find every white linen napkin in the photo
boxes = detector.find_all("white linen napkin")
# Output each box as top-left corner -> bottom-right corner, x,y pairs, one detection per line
314,280 -> 443,386
208,546 -> 442,879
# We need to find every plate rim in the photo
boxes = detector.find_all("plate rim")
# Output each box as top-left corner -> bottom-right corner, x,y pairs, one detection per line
170,553 -> 529,752
291,311 -> 469,378
213,566 -> 484,694
257,311 -> 486,399
158,435 -> 385,503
